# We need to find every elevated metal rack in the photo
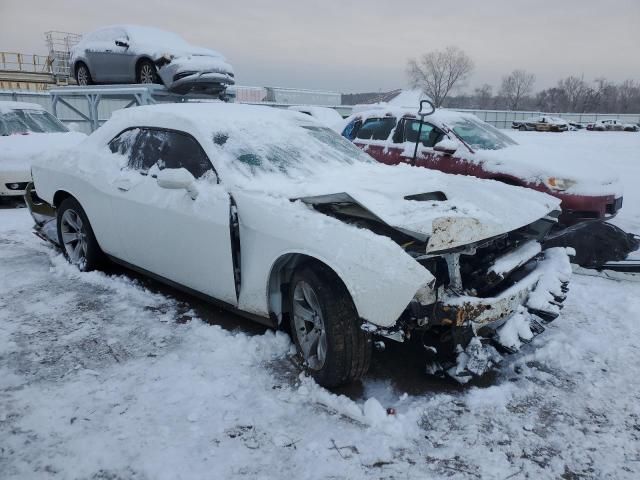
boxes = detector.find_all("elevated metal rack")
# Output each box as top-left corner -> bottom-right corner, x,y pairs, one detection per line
49,84 -> 228,132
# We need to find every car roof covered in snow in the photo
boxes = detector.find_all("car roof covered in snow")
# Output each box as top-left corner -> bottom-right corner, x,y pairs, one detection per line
76,24 -> 225,59
0,101 -> 45,114
344,106 -> 481,127
96,102 -> 317,139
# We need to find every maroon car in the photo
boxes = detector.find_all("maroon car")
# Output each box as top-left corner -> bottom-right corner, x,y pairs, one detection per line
341,107 -> 623,226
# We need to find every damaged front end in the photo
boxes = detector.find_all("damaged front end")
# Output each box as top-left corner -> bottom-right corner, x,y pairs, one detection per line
300,192 -> 572,383
399,221 -> 573,383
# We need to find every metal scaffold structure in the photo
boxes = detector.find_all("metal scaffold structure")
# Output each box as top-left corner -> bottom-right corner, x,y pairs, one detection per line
44,31 -> 82,84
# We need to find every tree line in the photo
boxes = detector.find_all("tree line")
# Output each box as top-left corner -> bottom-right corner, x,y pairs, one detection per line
407,46 -> 640,113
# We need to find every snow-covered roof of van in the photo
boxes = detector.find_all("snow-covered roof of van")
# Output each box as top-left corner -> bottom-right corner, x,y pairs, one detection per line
0,101 -> 45,114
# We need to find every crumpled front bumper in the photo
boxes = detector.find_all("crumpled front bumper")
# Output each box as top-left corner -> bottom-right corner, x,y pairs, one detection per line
433,247 -> 573,333
157,55 -> 235,94
418,247 -> 573,382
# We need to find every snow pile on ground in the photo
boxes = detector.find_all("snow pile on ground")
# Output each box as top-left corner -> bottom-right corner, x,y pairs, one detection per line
2,204 -> 640,479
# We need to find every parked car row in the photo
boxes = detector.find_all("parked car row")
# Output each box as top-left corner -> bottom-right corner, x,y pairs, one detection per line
512,115 -> 639,132
586,119 -> 639,132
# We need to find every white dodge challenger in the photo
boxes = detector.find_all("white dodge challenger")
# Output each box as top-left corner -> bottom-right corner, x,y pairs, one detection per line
28,103 -> 572,387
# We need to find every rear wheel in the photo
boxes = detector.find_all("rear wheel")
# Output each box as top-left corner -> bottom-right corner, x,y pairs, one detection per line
137,59 -> 158,84
75,63 -> 93,86
288,264 -> 371,388
56,197 -> 103,271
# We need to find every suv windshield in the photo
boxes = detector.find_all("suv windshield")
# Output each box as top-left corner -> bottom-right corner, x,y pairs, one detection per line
0,109 -> 69,136
215,124 -> 375,176
447,117 -> 517,150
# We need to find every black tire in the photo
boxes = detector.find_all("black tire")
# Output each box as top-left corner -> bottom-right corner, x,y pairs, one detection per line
56,197 -> 103,272
75,62 -> 93,86
288,264 -> 372,388
136,59 -> 159,84
519,125 -> 527,131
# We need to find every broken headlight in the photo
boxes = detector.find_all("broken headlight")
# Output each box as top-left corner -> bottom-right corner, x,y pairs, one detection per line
544,177 -> 576,192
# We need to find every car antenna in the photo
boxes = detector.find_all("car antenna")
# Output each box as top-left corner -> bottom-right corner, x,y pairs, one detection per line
411,99 -> 435,167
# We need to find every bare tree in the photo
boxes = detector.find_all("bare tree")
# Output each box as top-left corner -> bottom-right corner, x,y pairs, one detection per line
500,70 -> 536,110
473,84 -> 494,109
407,46 -> 474,107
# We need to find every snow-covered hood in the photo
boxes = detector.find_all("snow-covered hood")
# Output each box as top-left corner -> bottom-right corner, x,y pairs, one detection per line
236,163 -> 560,252
468,143 -> 623,197
0,132 -> 86,170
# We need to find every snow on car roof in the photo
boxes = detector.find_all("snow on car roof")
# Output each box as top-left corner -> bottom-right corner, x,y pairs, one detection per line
0,101 -> 45,114
345,106 -> 483,129
77,24 -> 225,59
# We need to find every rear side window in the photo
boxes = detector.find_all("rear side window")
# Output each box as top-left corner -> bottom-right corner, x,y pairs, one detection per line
109,128 -> 213,179
355,117 -> 396,141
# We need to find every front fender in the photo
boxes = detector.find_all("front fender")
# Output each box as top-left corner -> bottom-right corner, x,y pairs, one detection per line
233,192 -> 434,327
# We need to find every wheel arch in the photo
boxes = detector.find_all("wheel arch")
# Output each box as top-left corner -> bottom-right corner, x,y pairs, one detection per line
53,189 -> 74,208
266,252 -> 356,327
135,55 -> 155,71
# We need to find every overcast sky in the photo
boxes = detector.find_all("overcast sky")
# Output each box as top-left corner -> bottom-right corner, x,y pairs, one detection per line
1,0 -> 638,93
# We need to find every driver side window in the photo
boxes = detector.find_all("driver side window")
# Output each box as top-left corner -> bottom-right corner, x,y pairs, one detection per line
108,127 -> 215,179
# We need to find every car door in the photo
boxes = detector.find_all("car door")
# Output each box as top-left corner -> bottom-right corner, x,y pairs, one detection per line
86,27 -> 133,83
399,118 -> 468,175
107,127 -> 238,304
352,117 -> 399,165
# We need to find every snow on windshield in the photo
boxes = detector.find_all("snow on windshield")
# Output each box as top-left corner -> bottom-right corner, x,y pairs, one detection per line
448,117 -> 517,150
0,109 -> 68,136
211,124 -> 375,178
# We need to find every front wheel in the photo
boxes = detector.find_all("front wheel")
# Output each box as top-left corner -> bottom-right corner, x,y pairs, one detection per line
56,197 -> 103,271
137,60 -> 159,84
288,265 -> 372,388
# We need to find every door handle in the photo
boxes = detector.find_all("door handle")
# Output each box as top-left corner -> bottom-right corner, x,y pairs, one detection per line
113,178 -> 132,192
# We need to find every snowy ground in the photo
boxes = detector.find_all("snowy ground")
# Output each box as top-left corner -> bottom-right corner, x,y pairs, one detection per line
1,131 -> 640,479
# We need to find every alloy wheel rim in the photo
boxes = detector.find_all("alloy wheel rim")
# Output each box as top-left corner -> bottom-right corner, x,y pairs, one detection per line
61,209 -> 88,269
292,281 -> 327,370
77,67 -> 87,85
140,65 -> 154,83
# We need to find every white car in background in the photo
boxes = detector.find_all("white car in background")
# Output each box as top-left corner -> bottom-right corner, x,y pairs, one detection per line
71,25 -> 235,95
0,102 -> 85,201
287,105 -> 344,131
29,103 -> 571,387
586,119 -> 639,132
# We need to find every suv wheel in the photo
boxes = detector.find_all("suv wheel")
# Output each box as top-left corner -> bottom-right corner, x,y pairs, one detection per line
288,264 -> 371,388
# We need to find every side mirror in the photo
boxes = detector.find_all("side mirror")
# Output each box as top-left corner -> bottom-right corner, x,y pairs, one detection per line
433,138 -> 459,155
157,168 -> 198,199
115,39 -> 129,48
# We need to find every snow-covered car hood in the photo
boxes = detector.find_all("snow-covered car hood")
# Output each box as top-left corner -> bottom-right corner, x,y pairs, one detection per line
235,163 -> 560,252
467,143 -> 623,197
0,132 -> 86,170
